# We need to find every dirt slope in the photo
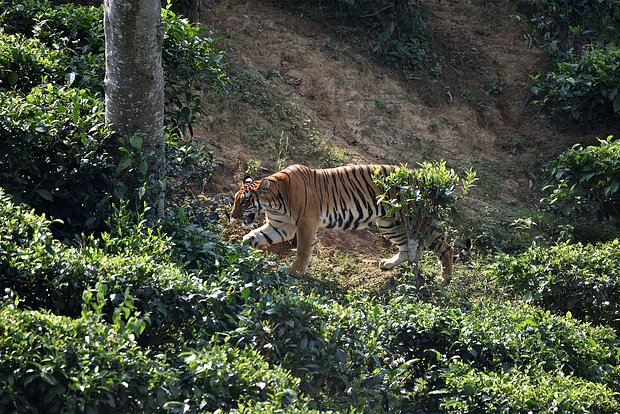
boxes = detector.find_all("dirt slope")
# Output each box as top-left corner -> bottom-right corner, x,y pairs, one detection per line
196,0 -> 602,288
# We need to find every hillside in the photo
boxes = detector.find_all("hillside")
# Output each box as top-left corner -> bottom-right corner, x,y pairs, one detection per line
197,0 -> 614,287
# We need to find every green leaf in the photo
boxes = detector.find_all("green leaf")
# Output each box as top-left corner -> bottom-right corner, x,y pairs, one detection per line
138,160 -> 148,175
605,180 -> 619,195
130,135 -> 143,150
614,94 -> 620,113
116,156 -> 132,174
36,188 -> 53,201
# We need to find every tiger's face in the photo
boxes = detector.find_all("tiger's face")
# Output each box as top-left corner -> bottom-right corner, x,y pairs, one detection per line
230,178 -> 271,225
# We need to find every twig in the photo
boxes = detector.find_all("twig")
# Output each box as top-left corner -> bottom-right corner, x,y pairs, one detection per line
361,5 -> 393,18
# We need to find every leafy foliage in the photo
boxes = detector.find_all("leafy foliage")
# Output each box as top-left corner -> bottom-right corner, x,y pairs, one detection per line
373,162 -> 476,251
2,189 -> 620,412
0,0 -> 226,133
32,3 -> 105,90
0,301 -> 315,413
0,0 -> 225,234
442,362 -> 619,413
516,0 -> 620,55
516,0 -> 620,123
487,240 -> 620,330
543,136 -> 620,218
0,0 -> 50,35
380,297 -> 619,411
0,85 -> 116,233
162,7 -> 227,137
0,305 -> 172,413
172,344 -> 303,412
0,34 -> 62,91
532,46 -> 620,122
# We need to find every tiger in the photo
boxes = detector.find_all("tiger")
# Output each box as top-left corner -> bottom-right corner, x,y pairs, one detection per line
230,164 -> 457,284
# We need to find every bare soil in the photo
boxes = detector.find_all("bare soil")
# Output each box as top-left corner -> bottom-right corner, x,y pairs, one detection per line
196,0 -> 607,289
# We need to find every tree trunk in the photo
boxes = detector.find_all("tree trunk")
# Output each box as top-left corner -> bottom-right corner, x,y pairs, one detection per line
406,236 -> 424,278
104,0 -> 165,216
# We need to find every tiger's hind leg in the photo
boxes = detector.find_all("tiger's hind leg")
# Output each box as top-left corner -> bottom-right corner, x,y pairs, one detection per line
425,230 -> 455,284
376,218 -> 409,270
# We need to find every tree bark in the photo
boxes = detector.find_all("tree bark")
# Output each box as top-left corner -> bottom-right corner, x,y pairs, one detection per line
104,0 -> 165,216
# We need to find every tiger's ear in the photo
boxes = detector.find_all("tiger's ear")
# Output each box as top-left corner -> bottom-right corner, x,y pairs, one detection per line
244,176 -> 253,184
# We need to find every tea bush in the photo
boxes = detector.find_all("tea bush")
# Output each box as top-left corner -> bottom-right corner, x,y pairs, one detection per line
0,303 -> 317,413
442,362 -> 619,413
32,3 -> 105,90
0,191 -> 203,336
517,0 -> 620,123
516,0 -> 620,55
0,305 -> 173,413
0,0 -> 49,34
532,46 -> 620,123
377,297 -> 620,411
33,4 -> 104,53
487,240 -> 620,330
3,188 -> 620,412
162,7 -> 227,137
171,344 -> 304,412
0,85 -> 115,233
0,188 -> 292,344
0,0 -> 226,135
543,136 -> 620,218
0,0 -> 226,233
0,33 -> 62,91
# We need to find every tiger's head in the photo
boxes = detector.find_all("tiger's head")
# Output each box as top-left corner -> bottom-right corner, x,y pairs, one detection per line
230,177 -> 272,225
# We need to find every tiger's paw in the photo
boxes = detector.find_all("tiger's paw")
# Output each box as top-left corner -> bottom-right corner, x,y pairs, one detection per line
379,260 -> 396,270
436,275 -> 450,285
380,251 -> 407,270
242,233 -> 259,247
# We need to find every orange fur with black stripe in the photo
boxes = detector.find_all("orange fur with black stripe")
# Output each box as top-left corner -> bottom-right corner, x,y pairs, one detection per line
231,164 -> 455,283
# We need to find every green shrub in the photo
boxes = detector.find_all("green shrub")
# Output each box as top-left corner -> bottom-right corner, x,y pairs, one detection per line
375,296 -> 620,411
33,4 -> 104,52
487,240 -> 620,329
374,161 -> 477,219
1,0 -> 226,131
532,46 -> 620,122
0,305 -> 174,413
0,0 -> 50,34
3,188 -> 620,412
162,7 -> 227,137
32,4 -> 105,90
386,298 -> 619,380
441,361 -> 619,414
516,0 -> 620,55
0,85 -> 116,232
0,189 -> 292,344
543,136 -> 620,218
0,192 -> 204,340
0,33 -> 62,91
171,344 -> 304,412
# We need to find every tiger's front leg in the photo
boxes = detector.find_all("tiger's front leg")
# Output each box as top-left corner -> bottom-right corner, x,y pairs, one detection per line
243,222 -> 296,247
288,220 -> 320,274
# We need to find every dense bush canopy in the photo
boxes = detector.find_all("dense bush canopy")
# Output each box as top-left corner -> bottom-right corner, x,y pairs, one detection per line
2,0 -> 620,412
543,136 -> 620,218
0,0 -> 225,234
